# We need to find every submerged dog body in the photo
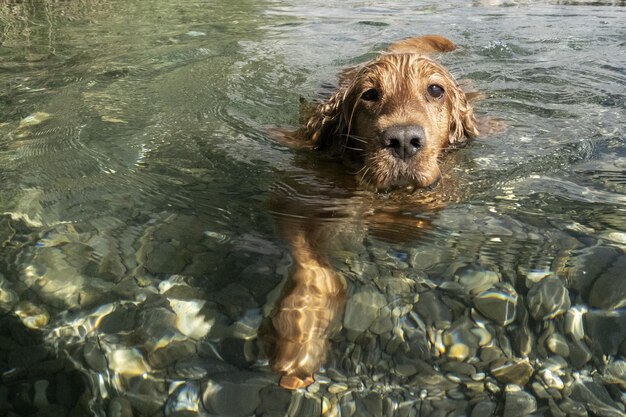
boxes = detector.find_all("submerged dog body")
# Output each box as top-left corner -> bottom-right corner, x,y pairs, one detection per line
265,35 -> 480,389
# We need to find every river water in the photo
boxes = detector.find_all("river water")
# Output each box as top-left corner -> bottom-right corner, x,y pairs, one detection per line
0,1 -> 624,416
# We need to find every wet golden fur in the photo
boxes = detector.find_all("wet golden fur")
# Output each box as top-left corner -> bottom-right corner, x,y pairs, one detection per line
281,35 -> 479,191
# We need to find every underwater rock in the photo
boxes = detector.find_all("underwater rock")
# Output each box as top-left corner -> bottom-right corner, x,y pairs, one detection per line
526,276 -> 571,321
473,284 -> 518,326
490,357 -> 534,386
565,306 -> 587,341
343,288 -> 387,333
202,372 -> 272,417
14,301 -> 49,330
570,379 -> 625,417
503,388 -> 537,417
585,309 -> 626,356
455,265 -> 501,295
442,317 -> 480,361
415,290 -> 452,328
588,255 -> 626,309
165,381 -> 204,416
0,281 -> 18,314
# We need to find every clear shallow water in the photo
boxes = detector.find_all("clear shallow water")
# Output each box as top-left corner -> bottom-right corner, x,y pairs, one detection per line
0,1 -> 624,416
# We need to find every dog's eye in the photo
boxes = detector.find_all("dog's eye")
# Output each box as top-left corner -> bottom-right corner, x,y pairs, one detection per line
427,84 -> 444,99
361,88 -> 380,102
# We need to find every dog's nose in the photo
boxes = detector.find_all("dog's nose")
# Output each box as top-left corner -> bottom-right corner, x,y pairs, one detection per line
381,125 -> 425,161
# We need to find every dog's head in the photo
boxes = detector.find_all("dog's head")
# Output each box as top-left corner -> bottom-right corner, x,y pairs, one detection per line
305,36 -> 479,191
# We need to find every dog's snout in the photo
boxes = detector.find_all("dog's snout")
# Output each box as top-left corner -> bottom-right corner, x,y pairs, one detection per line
381,125 -> 425,161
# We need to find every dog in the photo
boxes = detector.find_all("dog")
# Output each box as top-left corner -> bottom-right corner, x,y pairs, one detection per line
263,35 -> 482,390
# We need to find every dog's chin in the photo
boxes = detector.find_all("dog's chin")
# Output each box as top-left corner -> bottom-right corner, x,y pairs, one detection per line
366,171 -> 442,194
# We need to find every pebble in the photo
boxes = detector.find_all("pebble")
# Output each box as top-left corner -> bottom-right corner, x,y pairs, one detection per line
14,301 -> 50,330
108,397 -> 133,417
547,333 -> 570,357
473,284 -> 518,326
539,369 -> 564,390
164,382 -> 203,416
503,389 -> 537,417
526,276 -> 571,320
565,306 -> 587,340
328,383 -> 349,394
588,255 -> 626,309
202,372 -> 272,417
471,400 -> 496,417
584,309 -> 626,356
343,288 -> 387,333
443,317 -> 480,361
455,265 -> 501,295
0,282 -> 18,313
570,380 -> 625,417
18,112 -> 52,129
490,357 -> 534,386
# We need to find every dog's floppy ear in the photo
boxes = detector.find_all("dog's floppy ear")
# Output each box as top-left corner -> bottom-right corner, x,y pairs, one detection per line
387,35 -> 457,55
448,84 -> 479,146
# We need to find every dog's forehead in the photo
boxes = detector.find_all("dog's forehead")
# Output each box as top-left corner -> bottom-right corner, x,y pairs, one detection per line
360,54 -> 452,86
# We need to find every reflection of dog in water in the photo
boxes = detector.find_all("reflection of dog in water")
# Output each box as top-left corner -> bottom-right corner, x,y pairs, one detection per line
263,35 -> 483,389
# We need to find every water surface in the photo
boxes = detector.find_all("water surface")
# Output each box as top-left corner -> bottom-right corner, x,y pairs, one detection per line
0,1 -> 624,416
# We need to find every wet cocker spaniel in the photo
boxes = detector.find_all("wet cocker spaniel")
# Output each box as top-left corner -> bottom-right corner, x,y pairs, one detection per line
264,35 -> 481,390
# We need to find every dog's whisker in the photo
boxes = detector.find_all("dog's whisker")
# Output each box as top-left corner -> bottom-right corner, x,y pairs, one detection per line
341,134 -> 368,143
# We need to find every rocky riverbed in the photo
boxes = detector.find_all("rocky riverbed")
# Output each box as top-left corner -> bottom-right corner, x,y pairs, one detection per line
0,212 -> 624,417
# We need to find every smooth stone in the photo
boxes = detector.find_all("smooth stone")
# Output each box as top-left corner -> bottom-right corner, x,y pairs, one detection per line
569,340 -> 593,368
549,399 -> 568,417
503,389 -> 537,417
107,348 -> 150,376
539,369 -> 564,390
473,284 -> 518,326
369,307 -> 394,335
588,255 -> 626,309
343,288 -> 386,333
164,382 -> 203,416
14,301 -> 50,329
256,386 -> 292,416
558,398 -> 589,417
565,306 -> 587,341
455,265 -> 501,295
584,309 -> 626,356
33,379 -> 50,408
0,283 -> 18,313
287,393 -> 322,417
471,400 -> 497,417
570,380 -> 624,417
603,360 -> 626,386
532,381 -> 552,400
414,291 -> 452,328
108,397 -> 133,417
361,392 -> 383,417
148,341 -> 196,369
328,383 -> 349,394
83,340 -> 108,373
490,357 -> 534,386
546,333 -> 570,357
443,317 -> 480,361
202,372 -> 271,417
18,112 -> 52,129
526,276 -> 571,320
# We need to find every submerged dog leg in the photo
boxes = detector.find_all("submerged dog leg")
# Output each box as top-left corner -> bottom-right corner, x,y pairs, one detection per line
267,230 -> 346,389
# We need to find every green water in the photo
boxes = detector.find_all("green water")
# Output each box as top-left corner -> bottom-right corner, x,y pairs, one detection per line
0,1 -> 624,416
